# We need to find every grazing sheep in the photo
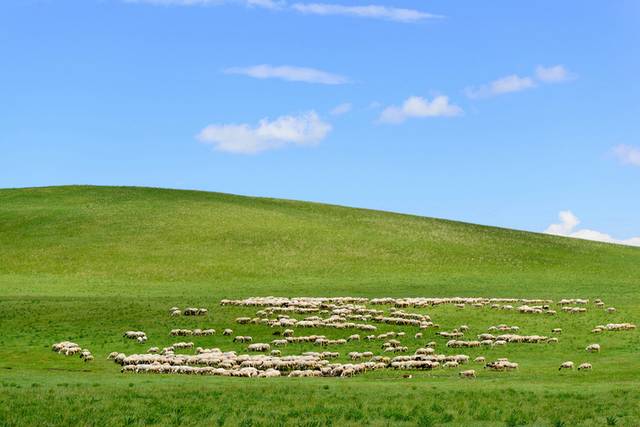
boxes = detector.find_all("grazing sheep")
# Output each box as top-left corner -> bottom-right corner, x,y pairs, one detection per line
606,307 -> 616,313
578,363 -> 592,371
586,343 -> 600,353
474,356 -> 485,363
552,328 -> 562,334
223,329 -> 233,336
247,343 -> 270,352
459,369 -> 476,378
414,333 -> 423,339
559,361 -> 574,370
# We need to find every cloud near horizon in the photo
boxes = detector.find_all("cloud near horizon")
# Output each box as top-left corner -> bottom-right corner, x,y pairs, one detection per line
544,210 -> 640,247
465,65 -> 574,99
197,111 -> 331,154
224,65 -> 349,85
379,95 -> 462,124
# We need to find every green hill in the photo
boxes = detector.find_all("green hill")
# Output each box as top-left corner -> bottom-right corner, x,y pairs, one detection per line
1,186 -> 639,426
1,185 -> 638,300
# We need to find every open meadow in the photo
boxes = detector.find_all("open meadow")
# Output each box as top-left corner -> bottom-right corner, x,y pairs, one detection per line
1,186 -> 639,426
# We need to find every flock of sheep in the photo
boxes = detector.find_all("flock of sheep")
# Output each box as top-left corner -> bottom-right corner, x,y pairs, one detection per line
52,296 -> 635,379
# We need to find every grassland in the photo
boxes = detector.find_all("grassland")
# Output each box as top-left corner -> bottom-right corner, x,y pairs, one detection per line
0,185 -> 639,426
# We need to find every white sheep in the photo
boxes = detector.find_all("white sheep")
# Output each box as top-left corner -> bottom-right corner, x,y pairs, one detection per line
459,369 -> 476,378
559,361 -> 574,370
586,343 -> 600,353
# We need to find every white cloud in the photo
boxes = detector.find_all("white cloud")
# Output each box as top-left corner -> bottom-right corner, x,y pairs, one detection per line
465,65 -> 575,99
613,144 -> 640,167
330,102 -> 352,116
544,210 -> 640,247
225,65 -> 348,85
124,0 -> 437,21
379,95 -> 462,124
535,65 -> 574,83
245,0 -> 284,8
291,3 -> 441,22
465,75 -> 536,99
197,111 -> 331,154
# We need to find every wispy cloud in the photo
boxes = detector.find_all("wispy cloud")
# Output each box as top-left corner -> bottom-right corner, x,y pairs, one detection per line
465,75 -> 535,99
225,65 -> 349,85
124,0 -> 439,23
197,111 -> 331,154
535,65 -> 574,83
379,95 -> 462,124
465,65 -> 575,99
613,144 -> 640,167
544,210 -> 640,247
291,3 -> 441,23
330,102 -> 352,116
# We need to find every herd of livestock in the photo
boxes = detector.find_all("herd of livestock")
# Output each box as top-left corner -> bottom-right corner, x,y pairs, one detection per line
52,296 -> 635,379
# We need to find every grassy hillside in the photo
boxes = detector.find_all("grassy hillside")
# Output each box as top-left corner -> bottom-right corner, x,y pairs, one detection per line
1,185 -> 639,298
1,186 -> 639,426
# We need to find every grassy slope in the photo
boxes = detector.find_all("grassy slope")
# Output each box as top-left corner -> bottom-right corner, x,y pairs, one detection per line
1,186 -> 639,426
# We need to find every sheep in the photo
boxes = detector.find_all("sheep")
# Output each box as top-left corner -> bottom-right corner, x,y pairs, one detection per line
148,347 -> 159,354
474,356 -> 485,363
173,342 -> 194,349
586,343 -> 600,353
247,343 -> 270,352
459,369 -> 476,378
223,329 -> 233,336
559,361 -> 574,370
170,310 -> 182,317
606,307 -> 616,313
604,323 -> 636,331
443,361 -> 459,368
414,333 -> 423,339
123,331 -> 147,340
347,334 -> 360,342
578,363 -> 592,371
107,351 -> 119,360
551,328 -> 562,334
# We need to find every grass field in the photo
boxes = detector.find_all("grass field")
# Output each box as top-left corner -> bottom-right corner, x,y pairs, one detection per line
1,186 -> 639,426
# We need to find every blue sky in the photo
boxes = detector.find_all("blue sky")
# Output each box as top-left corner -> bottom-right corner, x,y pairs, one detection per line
1,0 -> 639,244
